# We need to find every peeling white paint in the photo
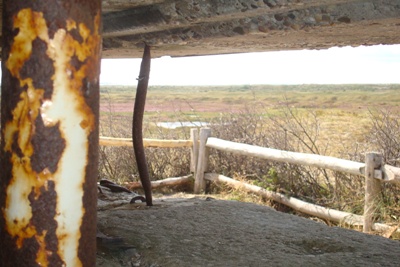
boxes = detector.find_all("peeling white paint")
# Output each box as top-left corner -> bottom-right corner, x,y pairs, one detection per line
44,22 -> 99,267
3,8 -> 99,266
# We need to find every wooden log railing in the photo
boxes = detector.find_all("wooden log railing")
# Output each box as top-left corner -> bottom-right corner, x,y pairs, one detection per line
100,127 -> 400,234
100,136 -> 192,148
193,128 -> 400,234
99,134 -> 197,189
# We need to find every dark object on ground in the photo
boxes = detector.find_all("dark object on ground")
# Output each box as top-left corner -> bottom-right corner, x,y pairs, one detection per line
100,179 -> 132,194
130,196 -> 147,204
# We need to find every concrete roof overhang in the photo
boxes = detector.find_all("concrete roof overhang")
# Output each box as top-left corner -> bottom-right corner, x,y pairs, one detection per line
1,0 -> 399,58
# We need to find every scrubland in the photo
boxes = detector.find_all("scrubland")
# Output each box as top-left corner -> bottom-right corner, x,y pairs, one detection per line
61,84 -> 400,237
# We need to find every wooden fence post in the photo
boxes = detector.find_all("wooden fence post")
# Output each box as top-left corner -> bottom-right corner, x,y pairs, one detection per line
190,128 -> 199,173
363,152 -> 383,233
194,128 -> 211,194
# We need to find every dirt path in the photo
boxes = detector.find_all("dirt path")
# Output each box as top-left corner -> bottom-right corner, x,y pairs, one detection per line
96,193 -> 400,267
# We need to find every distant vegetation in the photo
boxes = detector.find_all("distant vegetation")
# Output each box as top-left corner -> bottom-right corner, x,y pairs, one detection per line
101,83 -> 400,108
99,84 -> 400,235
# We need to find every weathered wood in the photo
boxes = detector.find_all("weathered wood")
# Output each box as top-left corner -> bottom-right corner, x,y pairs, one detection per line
206,137 -> 377,178
381,164 -> 400,183
194,128 -> 212,194
100,136 -> 400,183
205,173 -> 399,233
99,133 -> 400,234
100,136 -> 192,148
205,173 -> 363,226
363,152 -> 383,233
127,175 -> 193,190
382,224 -> 400,238
190,128 -> 199,173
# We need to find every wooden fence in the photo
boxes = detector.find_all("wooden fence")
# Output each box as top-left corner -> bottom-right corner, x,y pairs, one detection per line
100,127 -> 400,234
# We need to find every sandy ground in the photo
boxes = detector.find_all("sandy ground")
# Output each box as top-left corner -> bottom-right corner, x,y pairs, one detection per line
96,192 -> 400,267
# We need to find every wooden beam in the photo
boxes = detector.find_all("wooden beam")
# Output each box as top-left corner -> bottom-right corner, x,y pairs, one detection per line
205,173 -> 363,226
381,164 -> 400,183
194,128 -> 211,194
363,152 -> 383,233
205,173 -> 399,233
127,175 -> 193,190
100,136 -> 193,148
206,137 -> 381,179
190,128 -> 199,173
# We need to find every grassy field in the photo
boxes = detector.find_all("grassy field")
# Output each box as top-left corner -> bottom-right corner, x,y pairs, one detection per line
101,83 -> 400,110
100,83 -> 400,154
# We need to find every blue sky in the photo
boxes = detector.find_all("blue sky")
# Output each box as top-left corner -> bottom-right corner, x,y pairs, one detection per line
100,44 -> 400,86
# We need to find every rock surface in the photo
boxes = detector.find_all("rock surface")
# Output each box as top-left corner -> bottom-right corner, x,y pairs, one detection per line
100,0 -> 400,58
97,193 -> 400,267
1,0 -> 400,58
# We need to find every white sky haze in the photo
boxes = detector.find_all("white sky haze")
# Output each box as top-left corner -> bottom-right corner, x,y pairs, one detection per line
100,44 -> 400,86
0,45 -> 397,85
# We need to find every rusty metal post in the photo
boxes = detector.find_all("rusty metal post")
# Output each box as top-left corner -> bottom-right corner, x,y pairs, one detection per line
0,1 -> 101,266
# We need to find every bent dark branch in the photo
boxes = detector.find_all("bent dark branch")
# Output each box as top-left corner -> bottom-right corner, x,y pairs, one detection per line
132,44 -> 153,206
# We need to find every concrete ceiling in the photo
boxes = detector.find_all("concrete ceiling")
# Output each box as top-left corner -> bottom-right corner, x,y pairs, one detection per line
2,0 -> 400,58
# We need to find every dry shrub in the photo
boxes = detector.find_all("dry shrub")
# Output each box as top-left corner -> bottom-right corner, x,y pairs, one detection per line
98,100 -> 399,224
208,105 -> 399,225
208,104 -> 272,179
369,109 -> 400,165
368,109 -> 400,222
99,112 -> 192,184
208,103 -> 365,214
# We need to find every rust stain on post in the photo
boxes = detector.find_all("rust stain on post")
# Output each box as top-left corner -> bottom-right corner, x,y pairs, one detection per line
1,1 -> 101,266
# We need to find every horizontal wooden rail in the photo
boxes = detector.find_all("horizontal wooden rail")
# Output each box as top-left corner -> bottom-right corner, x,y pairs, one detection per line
205,173 -> 398,233
379,165 -> 400,183
205,173 -> 363,226
206,137 -> 400,183
99,128 -> 399,235
100,136 -> 193,148
126,175 -> 193,190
